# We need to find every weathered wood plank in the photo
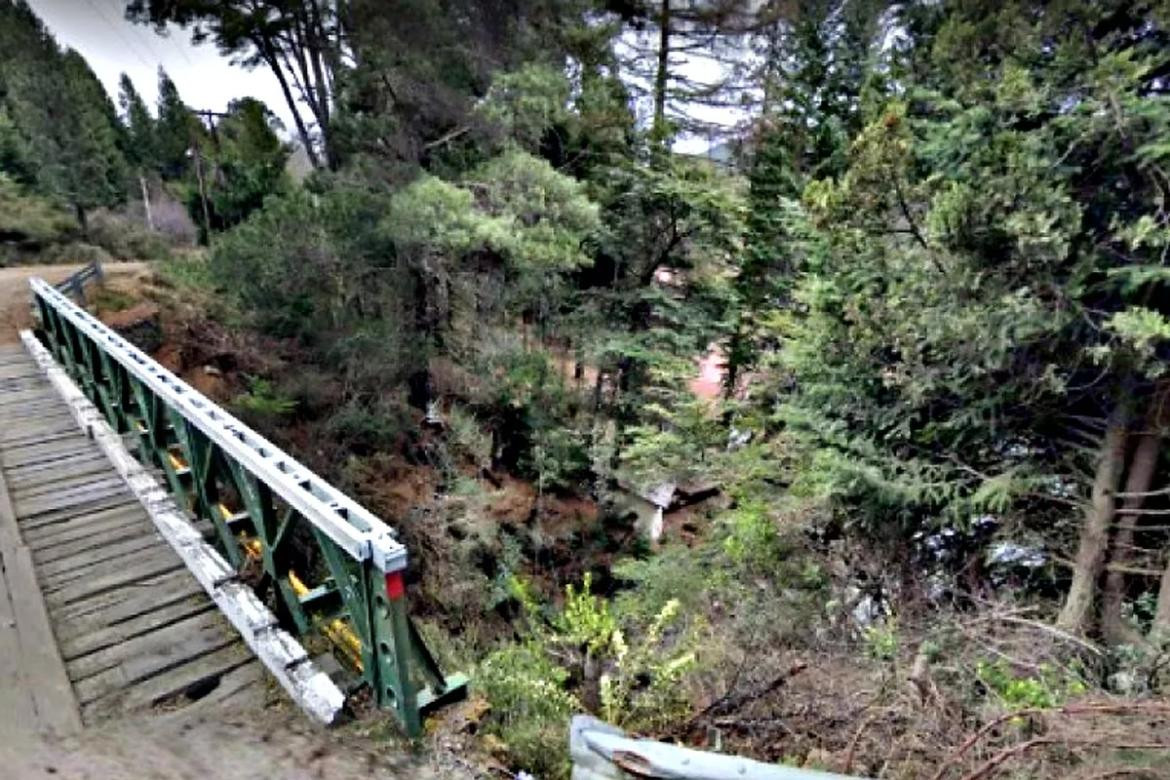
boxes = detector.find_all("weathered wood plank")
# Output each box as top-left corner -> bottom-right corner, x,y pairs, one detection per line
0,552 -> 37,740
7,457 -> 114,491
15,479 -> 131,518
50,567 -> 203,630
5,450 -> 110,481
38,533 -> 166,583
32,514 -> 152,563
119,643 -> 255,713
151,660 -> 266,721
72,610 -> 237,701
0,438 -> 83,737
2,436 -> 99,464
13,469 -> 128,500
22,500 -> 145,543
44,555 -> 186,610
60,595 -> 214,662
7,547 -> 83,736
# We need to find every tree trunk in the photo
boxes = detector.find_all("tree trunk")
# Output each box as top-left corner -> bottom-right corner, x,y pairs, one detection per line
1102,431 -> 1161,644
257,39 -> 322,169
1057,408 -> 1129,634
1151,543 -> 1170,640
652,0 -> 671,144
138,172 -> 154,231
74,203 -> 88,238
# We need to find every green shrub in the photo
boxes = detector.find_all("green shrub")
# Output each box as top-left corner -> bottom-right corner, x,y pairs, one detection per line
0,173 -> 76,253
233,377 -> 297,421
722,499 -> 786,574
975,659 -> 1087,710
478,641 -> 578,778
447,403 -> 491,468
87,209 -> 171,261
325,399 -> 409,453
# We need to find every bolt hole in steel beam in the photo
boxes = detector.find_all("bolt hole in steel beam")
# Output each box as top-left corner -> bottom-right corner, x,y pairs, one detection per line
29,276 -> 467,735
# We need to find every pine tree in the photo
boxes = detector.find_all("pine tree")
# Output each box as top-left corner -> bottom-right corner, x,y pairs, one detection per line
0,0 -> 128,228
155,68 -> 194,179
117,73 -> 156,170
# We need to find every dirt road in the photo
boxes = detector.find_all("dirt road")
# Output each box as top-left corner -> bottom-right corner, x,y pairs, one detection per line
0,262 -> 148,343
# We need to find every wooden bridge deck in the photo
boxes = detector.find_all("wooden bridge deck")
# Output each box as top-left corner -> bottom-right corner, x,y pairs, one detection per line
0,343 -> 266,732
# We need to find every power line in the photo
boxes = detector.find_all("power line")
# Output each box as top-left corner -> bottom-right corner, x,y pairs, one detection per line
80,0 -> 154,72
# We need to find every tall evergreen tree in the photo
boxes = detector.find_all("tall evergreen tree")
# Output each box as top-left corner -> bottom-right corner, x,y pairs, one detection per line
154,68 -> 194,179
0,0 -> 128,228
117,73 -> 156,170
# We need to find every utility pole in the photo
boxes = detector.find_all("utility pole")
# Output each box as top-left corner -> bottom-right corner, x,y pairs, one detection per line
189,109 -> 225,244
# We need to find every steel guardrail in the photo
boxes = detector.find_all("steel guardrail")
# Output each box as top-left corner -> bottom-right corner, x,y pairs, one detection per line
54,258 -> 103,304
571,716 -> 869,780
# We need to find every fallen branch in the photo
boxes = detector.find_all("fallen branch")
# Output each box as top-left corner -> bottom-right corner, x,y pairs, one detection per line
960,738 -> 1170,780
932,702 -> 1170,780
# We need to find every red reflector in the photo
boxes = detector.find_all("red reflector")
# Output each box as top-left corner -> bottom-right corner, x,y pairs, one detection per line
385,571 -> 405,601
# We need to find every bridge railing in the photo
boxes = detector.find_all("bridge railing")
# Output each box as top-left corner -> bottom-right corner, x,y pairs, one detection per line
29,276 -> 467,735
55,258 -> 104,304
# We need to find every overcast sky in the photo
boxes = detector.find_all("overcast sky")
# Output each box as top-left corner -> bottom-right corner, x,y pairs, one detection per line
27,0 -> 295,130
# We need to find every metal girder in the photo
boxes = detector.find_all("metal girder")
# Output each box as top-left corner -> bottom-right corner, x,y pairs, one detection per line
29,276 -> 467,735
30,277 -> 405,570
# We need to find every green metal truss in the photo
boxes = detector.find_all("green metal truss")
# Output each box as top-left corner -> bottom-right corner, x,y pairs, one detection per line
32,280 -> 467,735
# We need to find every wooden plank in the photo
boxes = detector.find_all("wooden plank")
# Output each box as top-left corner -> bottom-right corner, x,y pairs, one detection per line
44,555 -> 186,609
14,469 -> 127,500
118,642 -> 255,713
15,479 -> 130,518
151,660 -> 266,722
38,533 -> 166,583
71,610 -> 237,700
19,498 -> 142,533
32,514 -> 152,563
0,450 -> 82,737
1,423 -> 86,448
7,547 -> 83,736
51,567 -> 203,630
59,595 -> 214,661
2,436 -> 97,464
5,450 -> 109,481
0,552 -> 36,740
7,456 -> 113,491
22,500 -> 144,543
0,443 -> 103,473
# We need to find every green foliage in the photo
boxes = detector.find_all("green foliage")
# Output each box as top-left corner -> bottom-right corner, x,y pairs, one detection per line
480,571 -> 703,776
862,621 -> 899,662
976,659 -> 1087,710
197,98 -> 290,230
155,68 -> 196,180
477,641 -> 578,778
234,377 -> 297,419
0,5 -> 129,224
558,572 -> 618,655
478,64 -> 571,152
0,173 -> 76,250
722,499 -> 786,575
117,73 -> 156,171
